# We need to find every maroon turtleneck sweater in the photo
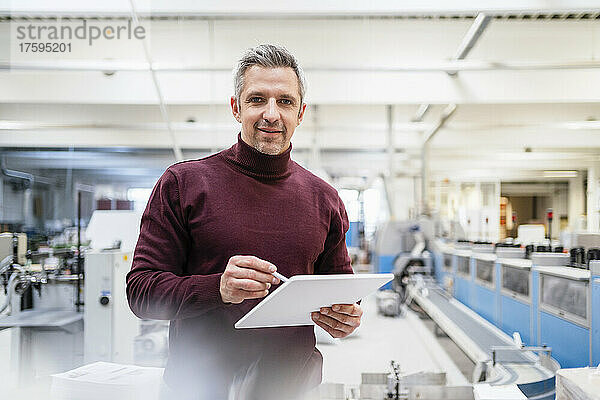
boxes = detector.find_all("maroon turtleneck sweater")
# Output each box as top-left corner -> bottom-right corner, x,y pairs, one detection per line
126,134 -> 352,398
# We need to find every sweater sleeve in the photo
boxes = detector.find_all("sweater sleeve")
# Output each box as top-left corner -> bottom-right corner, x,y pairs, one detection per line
126,169 -> 225,320
314,195 -> 353,275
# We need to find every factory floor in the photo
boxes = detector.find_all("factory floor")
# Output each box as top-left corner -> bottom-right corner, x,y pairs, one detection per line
1,291 -> 470,399
317,292 -> 470,388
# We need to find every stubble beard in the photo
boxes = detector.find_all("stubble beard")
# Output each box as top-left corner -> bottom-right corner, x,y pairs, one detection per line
251,125 -> 289,155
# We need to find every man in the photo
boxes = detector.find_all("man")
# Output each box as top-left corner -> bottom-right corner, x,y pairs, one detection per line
126,44 -> 362,400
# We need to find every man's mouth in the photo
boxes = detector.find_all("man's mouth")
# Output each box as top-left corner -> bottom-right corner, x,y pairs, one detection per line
257,127 -> 283,134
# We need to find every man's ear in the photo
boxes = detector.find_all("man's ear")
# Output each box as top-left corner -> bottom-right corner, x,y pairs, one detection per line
297,103 -> 307,125
231,96 -> 242,123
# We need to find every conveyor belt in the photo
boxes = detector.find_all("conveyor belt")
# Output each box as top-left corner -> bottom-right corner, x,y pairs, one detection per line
411,283 -> 557,395
426,288 -> 532,364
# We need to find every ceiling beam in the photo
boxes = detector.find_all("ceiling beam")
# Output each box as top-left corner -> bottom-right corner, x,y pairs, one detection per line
411,104 -> 431,123
3,120 -> 600,132
421,104 -> 457,212
413,13 -> 490,121
3,1 -> 600,18
449,13 -> 492,76
128,0 -> 182,161
422,104 -> 457,145
3,69 -> 599,104
4,60 -> 600,73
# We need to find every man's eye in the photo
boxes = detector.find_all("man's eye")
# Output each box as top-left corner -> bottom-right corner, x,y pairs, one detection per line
279,99 -> 292,105
249,97 -> 263,103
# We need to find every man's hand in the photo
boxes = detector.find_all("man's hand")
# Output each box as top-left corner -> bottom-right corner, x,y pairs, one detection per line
311,303 -> 362,338
220,255 -> 280,304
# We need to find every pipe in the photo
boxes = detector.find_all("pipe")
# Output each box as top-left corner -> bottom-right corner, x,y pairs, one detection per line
76,190 -> 84,312
421,104 -> 457,214
411,104 -> 431,123
2,120 -> 600,133
414,12 -> 489,151
128,0 -> 183,162
450,13 -> 492,75
0,272 -> 19,315
455,14 -> 492,59
380,173 -> 395,220
1,157 -> 33,185
1,157 -> 56,186
386,105 -> 395,219
3,60 -> 600,73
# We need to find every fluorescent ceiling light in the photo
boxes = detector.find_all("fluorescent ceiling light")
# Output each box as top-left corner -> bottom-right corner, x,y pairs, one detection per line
561,121 -> 600,130
543,170 -> 577,178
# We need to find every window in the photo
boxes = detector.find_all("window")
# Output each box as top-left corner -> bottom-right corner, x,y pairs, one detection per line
338,184 -> 388,241
457,256 -> 470,275
127,188 -> 153,213
541,275 -> 587,320
338,189 -> 359,222
502,265 -> 529,297
476,260 -> 494,284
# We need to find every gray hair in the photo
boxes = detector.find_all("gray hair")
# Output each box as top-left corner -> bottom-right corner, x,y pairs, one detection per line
234,44 -> 306,110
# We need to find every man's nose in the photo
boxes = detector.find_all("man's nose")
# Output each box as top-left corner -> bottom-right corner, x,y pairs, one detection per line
262,98 -> 280,123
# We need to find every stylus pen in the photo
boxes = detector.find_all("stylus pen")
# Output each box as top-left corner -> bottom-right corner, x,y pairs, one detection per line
272,271 -> 289,283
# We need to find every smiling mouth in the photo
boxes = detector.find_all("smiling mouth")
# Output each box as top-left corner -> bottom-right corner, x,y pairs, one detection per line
257,127 -> 283,134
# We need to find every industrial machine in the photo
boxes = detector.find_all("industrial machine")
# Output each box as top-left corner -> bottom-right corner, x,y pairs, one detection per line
356,361 -> 472,400
84,250 -> 138,364
408,274 -> 559,399
373,219 -> 435,316
417,234 -> 600,399
0,232 -> 27,265
0,232 -> 85,385
83,210 -> 168,367
0,208 -> 163,385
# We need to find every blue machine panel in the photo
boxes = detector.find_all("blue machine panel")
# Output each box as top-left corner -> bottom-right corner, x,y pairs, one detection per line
540,311 -> 590,368
532,270 -> 540,346
377,255 -> 396,290
495,263 -> 502,329
501,295 -> 532,345
455,276 -> 470,306
518,377 -> 555,400
434,252 -> 444,284
438,270 -> 447,288
473,284 -> 496,324
437,253 -> 455,293
593,275 -> 600,365
346,221 -> 361,248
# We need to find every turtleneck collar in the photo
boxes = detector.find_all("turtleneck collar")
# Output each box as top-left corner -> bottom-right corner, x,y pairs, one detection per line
220,133 -> 292,180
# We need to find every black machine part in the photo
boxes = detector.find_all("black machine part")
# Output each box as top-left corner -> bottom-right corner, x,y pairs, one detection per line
495,243 -> 521,248
387,361 -> 402,400
392,255 -> 426,303
525,244 -> 534,259
587,248 -> 600,267
13,233 -> 19,265
570,247 -> 586,269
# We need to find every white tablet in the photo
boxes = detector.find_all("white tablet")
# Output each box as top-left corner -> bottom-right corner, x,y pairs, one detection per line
234,273 -> 394,329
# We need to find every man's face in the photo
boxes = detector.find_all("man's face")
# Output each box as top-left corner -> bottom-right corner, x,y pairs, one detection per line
231,66 -> 306,155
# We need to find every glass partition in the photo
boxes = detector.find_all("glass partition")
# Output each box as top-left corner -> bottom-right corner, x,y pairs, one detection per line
457,256 -> 470,276
501,265 -> 529,298
540,274 -> 587,321
476,260 -> 494,285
